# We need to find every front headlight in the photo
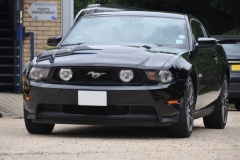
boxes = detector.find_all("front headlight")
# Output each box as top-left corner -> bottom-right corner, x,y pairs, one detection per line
23,61 -> 31,73
119,70 -> 134,82
145,70 -> 174,83
28,67 -> 50,80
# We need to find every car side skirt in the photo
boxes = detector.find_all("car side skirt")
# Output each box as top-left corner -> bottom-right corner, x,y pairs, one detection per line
194,105 -> 215,119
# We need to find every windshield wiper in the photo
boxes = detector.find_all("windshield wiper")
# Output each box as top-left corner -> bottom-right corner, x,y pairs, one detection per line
60,43 -> 84,47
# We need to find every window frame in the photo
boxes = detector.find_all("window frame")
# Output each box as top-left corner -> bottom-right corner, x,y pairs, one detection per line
190,19 -> 208,43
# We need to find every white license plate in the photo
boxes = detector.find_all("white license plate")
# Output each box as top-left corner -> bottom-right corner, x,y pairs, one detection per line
78,90 -> 107,106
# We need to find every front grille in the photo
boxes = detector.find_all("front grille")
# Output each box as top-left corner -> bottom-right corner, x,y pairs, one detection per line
52,67 -> 142,85
77,68 -> 118,82
38,104 -> 157,116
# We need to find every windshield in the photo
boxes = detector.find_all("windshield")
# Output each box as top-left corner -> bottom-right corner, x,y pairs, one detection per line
222,43 -> 240,56
61,16 -> 188,49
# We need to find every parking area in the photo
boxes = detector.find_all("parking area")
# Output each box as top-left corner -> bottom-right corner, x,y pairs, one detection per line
0,93 -> 23,118
0,112 -> 240,159
0,93 -> 240,159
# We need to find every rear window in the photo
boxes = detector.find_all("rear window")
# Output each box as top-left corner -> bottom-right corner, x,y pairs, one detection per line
222,42 -> 240,56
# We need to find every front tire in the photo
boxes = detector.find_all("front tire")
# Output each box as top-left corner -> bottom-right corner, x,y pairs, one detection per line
166,76 -> 195,138
24,108 -> 55,134
203,74 -> 228,129
235,103 -> 240,111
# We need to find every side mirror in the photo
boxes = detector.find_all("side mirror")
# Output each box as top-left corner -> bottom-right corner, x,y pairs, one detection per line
47,36 -> 62,46
196,38 -> 217,49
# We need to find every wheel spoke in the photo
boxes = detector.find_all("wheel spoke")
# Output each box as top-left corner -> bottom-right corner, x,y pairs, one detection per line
221,79 -> 228,123
185,77 -> 194,131
222,105 -> 225,115
187,113 -> 190,127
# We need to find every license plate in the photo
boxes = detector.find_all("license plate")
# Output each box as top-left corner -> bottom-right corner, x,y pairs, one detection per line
78,90 -> 107,106
232,65 -> 240,71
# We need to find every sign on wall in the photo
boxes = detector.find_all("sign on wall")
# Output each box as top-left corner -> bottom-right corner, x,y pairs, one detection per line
27,2 -> 57,20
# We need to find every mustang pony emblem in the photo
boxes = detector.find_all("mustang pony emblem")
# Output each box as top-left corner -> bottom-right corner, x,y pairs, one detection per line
87,71 -> 106,79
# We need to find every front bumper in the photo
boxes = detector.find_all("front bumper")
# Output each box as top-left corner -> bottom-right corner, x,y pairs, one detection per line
24,80 -> 186,126
229,83 -> 240,103
229,83 -> 240,97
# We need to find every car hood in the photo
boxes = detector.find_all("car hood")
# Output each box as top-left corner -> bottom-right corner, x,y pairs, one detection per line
36,43 -> 187,69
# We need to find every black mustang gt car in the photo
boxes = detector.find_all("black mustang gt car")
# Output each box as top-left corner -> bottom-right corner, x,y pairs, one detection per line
23,11 -> 229,138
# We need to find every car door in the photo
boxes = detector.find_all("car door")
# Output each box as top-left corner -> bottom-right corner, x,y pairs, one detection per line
191,20 -> 219,110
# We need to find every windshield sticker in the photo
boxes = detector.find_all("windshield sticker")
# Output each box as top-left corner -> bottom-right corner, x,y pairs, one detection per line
176,40 -> 183,44
178,35 -> 185,39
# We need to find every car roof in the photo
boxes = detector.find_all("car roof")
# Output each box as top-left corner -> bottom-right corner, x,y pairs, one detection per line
84,11 -> 186,19
74,4 -> 146,23
87,4 -> 145,11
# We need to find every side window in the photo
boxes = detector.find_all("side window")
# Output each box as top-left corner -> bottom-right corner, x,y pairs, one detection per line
191,20 -> 205,42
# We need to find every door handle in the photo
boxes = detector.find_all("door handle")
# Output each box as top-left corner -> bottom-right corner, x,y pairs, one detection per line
210,55 -> 218,61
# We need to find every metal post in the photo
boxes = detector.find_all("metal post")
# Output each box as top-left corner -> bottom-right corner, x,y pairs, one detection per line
61,0 -> 74,36
14,0 -> 17,93
18,13 -> 23,93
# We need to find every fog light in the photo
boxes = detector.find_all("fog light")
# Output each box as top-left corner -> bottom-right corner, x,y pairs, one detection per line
119,70 -> 134,82
158,70 -> 174,83
59,68 -> 73,81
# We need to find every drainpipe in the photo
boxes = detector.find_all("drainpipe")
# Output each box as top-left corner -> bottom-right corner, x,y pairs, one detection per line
25,32 -> 34,59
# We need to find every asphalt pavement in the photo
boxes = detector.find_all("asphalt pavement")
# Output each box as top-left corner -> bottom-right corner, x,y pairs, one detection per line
1,112 -> 240,159
0,93 -> 23,118
0,92 -> 240,159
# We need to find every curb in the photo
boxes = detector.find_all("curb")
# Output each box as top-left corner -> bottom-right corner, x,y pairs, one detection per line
11,115 -> 24,119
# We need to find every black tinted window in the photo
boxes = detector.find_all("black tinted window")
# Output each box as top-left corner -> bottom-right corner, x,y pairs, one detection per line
191,20 -> 205,41
222,43 -> 240,56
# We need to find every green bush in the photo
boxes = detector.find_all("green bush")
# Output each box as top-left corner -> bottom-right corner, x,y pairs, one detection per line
224,27 -> 240,35
42,46 -> 54,50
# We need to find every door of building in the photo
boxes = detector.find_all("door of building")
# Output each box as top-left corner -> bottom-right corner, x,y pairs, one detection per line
0,0 -> 23,93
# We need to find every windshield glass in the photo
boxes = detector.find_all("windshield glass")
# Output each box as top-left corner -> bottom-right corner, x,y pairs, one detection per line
61,16 -> 188,49
222,43 -> 240,56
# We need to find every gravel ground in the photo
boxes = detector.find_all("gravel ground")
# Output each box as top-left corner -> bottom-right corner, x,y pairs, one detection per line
0,111 -> 240,160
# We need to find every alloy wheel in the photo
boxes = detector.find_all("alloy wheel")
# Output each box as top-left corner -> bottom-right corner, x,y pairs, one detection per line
186,77 -> 195,132
221,79 -> 228,123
